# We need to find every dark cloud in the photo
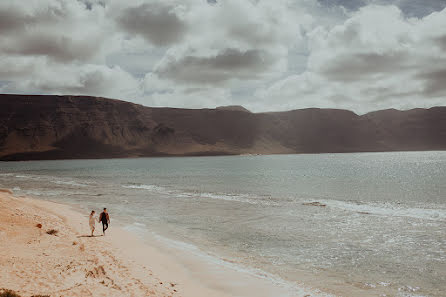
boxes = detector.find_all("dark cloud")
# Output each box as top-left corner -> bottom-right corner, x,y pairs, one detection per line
318,52 -> 409,82
117,3 -> 186,46
318,0 -> 446,17
418,69 -> 446,96
361,86 -> 416,101
396,0 -> 446,17
0,5 -> 66,34
0,2 -> 104,63
156,49 -> 276,84
317,0 -> 369,11
228,22 -> 277,47
435,35 -> 446,51
35,69 -> 108,93
0,8 -> 26,33
79,0 -> 106,10
2,34 -> 99,62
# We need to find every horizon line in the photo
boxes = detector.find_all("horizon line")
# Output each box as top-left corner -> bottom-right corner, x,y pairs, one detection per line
1,93 -> 445,116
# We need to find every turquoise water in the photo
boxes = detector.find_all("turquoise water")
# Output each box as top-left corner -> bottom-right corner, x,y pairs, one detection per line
1,152 -> 445,296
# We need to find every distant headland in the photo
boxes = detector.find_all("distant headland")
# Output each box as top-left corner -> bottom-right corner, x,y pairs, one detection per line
0,94 -> 445,161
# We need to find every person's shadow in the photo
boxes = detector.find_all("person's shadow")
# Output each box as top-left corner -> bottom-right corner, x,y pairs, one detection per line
77,235 -> 103,238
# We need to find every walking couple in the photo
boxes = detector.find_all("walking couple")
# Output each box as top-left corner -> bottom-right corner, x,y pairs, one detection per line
89,208 -> 110,236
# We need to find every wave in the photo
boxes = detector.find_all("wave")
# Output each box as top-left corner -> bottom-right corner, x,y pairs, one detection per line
10,174 -> 89,187
21,190 -> 54,196
122,184 -> 167,192
16,189 -> 87,197
183,191 -> 278,206
15,174 -> 35,179
52,180 -> 88,187
121,183 -> 277,205
14,174 -> 53,181
319,199 -> 446,221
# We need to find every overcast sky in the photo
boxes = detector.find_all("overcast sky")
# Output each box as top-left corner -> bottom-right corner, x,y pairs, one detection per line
1,0 -> 445,113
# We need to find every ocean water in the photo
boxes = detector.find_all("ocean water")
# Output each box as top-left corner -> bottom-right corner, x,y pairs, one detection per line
1,152 -> 445,296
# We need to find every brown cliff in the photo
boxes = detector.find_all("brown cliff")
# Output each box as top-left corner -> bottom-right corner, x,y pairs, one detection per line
0,94 -> 445,160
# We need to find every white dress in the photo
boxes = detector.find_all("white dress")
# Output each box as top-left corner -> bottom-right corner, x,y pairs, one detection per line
89,214 -> 96,230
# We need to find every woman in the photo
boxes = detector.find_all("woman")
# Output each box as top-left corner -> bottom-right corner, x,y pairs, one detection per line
89,210 -> 96,236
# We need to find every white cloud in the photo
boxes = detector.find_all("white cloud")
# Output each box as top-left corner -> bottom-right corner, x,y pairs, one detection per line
0,0 -> 138,99
140,86 -> 233,109
0,0 -> 445,113
130,0 -> 311,87
257,5 -> 446,113
1,59 -> 141,99
0,0 -> 112,63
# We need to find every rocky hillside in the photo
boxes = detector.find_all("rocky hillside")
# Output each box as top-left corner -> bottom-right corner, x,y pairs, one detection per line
0,94 -> 445,160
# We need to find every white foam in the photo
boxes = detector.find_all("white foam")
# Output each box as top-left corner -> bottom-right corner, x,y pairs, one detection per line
201,192 -> 279,205
10,174 -> 90,188
15,175 -> 30,178
52,180 -> 88,187
178,191 -> 252,203
21,189 -> 86,197
319,199 -> 446,221
22,190 -> 45,196
379,282 -> 391,287
122,184 -> 167,192
14,174 -> 49,181
175,191 -> 278,206
397,285 -> 426,297
133,222 -> 147,227
121,184 -> 275,206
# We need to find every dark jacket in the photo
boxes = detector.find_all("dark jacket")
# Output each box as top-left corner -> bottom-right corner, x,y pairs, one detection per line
99,212 -> 110,223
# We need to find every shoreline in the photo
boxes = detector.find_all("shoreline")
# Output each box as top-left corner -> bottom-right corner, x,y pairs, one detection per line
2,149 -> 446,162
0,189 -> 331,297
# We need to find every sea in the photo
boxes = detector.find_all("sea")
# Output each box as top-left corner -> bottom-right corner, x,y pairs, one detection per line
1,152 -> 445,297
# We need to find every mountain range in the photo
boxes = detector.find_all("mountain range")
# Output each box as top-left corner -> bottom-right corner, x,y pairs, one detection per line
0,94 -> 445,161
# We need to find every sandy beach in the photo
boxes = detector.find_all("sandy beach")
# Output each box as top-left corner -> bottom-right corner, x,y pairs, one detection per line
1,188 -> 331,297
0,189 -> 234,297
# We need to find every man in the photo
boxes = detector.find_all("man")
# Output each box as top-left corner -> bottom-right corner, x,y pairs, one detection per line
98,208 -> 110,235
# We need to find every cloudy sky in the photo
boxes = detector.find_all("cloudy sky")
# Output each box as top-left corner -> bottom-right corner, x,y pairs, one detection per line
1,0 -> 445,113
